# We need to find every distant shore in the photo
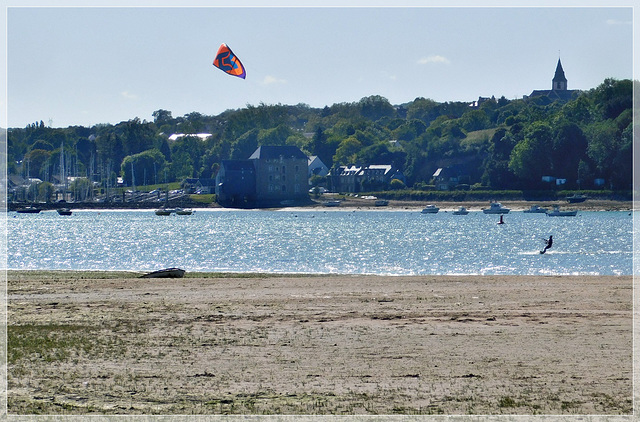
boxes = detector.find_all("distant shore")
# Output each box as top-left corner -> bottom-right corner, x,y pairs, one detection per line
7,198 -> 635,212
7,271 -> 632,415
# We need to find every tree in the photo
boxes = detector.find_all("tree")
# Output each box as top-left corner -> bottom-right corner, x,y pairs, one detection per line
390,178 -> 406,190
508,122 -> 553,187
358,95 -> 395,121
38,181 -> 54,202
231,129 -> 259,159
333,137 -> 362,165
551,121 -> 588,184
121,149 -> 168,186
152,109 -> 173,125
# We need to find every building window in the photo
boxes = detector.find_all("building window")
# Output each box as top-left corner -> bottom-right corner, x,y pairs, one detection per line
282,166 -> 286,173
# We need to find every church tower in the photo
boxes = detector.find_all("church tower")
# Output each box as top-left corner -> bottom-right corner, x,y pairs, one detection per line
552,58 -> 567,91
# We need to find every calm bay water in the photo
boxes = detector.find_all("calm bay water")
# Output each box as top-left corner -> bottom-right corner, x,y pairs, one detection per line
7,208 -> 634,276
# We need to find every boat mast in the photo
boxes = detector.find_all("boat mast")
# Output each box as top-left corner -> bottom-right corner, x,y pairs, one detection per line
60,142 -> 65,201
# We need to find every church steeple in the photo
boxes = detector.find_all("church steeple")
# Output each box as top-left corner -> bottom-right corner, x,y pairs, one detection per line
552,58 -> 567,91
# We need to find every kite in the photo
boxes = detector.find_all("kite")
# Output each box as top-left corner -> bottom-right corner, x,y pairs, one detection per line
213,43 -> 246,79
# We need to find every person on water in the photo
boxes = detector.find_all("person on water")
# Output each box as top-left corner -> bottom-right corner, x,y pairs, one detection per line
541,235 -> 553,254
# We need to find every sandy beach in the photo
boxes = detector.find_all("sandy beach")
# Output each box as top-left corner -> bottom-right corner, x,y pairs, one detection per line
6,271 -> 633,416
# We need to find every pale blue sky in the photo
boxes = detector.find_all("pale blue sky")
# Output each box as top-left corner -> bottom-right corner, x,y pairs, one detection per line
3,1 -> 636,128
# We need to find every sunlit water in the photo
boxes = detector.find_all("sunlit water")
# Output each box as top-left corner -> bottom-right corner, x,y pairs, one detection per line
7,209 -> 634,276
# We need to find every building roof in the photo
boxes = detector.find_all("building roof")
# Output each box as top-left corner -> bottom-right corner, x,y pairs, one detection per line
337,164 -> 394,176
528,89 -> 577,102
168,133 -> 212,141
249,145 -> 308,160
553,58 -> 567,83
220,160 -> 255,171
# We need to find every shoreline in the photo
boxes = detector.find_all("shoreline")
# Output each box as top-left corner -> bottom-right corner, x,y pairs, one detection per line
7,198 -> 635,212
7,199 -> 635,213
7,271 -> 633,415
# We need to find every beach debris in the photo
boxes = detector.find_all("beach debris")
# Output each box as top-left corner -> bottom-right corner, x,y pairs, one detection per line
140,268 -> 186,278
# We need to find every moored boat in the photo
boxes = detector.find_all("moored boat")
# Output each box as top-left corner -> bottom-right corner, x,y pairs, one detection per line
323,200 -> 341,207
566,194 -> 587,203
155,208 -> 175,216
175,208 -> 193,215
57,208 -> 72,216
452,206 -> 469,215
547,205 -> 578,217
482,202 -> 510,214
16,205 -> 42,214
421,204 -> 439,214
523,205 -> 548,213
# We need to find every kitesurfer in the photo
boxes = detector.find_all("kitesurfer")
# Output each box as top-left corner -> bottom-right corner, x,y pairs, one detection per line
540,235 -> 553,254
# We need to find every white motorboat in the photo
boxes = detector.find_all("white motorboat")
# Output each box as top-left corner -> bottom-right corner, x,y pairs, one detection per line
175,208 -> 193,215
421,204 -> 439,214
482,202 -> 510,214
523,205 -> 548,213
546,205 -> 578,217
452,206 -> 469,215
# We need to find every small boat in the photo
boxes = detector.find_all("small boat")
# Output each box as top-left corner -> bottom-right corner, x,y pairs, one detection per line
16,205 -> 42,214
155,208 -> 175,216
375,199 -> 389,207
421,204 -> 439,214
140,267 -> 186,278
482,202 -> 510,214
523,205 -> 548,213
175,208 -> 193,215
452,206 -> 469,215
547,205 -> 578,217
57,208 -> 72,216
323,200 -> 341,207
566,194 -> 587,203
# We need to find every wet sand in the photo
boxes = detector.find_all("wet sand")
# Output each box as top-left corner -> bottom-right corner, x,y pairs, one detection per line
6,271 -> 633,416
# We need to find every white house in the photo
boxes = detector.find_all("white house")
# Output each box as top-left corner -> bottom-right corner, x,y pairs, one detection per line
308,156 -> 329,179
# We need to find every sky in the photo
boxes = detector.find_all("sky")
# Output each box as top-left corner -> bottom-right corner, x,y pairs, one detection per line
2,1 -> 636,129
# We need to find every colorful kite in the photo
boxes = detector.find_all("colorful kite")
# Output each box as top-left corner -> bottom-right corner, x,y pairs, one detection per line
213,43 -> 246,79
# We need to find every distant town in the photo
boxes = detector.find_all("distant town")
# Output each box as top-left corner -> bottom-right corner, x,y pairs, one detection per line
8,59 -> 633,209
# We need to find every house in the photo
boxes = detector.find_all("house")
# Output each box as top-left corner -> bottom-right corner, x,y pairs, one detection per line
183,178 -> 216,194
215,145 -> 309,208
308,156 -> 329,179
330,164 -> 402,193
432,166 -> 470,190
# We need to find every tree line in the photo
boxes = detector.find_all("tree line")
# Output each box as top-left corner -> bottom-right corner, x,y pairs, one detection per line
8,77 -> 633,195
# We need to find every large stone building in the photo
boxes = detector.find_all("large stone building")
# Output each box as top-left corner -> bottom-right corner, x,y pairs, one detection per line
215,145 -> 309,208
249,146 -> 309,206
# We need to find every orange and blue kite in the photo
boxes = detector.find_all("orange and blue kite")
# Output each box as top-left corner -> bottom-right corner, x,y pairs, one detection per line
213,43 -> 246,79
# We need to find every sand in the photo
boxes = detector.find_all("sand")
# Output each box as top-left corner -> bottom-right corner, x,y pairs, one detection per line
6,271 -> 633,416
